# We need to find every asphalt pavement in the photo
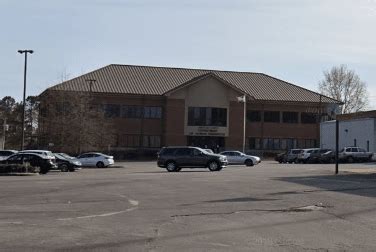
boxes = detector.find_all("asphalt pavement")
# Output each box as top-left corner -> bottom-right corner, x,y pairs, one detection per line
1,161 -> 376,251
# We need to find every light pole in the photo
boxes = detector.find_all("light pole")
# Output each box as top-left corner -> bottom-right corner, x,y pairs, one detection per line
18,49 -> 34,150
237,94 -> 246,153
85,79 -> 96,94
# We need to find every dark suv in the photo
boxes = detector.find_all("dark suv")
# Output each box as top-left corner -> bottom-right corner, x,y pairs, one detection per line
0,153 -> 57,174
157,146 -> 228,172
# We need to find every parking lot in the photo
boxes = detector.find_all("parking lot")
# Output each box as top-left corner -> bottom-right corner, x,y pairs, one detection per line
1,161 -> 376,251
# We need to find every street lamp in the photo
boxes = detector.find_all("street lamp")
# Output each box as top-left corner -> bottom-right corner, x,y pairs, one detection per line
237,94 -> 247,153
85,79 -> 96,93
18,49 -> 34,150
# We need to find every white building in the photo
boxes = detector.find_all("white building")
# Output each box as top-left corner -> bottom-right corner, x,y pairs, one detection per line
320,114 -> 376,152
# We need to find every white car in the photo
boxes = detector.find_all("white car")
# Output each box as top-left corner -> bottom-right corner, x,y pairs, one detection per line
0,150 -> 18,161
297,148 -> 320,163
77,152 -> 114,168
219,151 -> 261,166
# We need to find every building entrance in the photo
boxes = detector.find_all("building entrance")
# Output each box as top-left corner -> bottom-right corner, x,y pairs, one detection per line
187,136 -> 225,153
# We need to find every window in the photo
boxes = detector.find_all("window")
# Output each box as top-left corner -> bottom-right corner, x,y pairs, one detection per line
273,139 -> 280,150
119,135 -> 141,147
301,112 -> 316,124
283,112 -> 298,123
8,155 -> 22,161
247,111 -> 261,122
161,148 -> 176,155
287,139 -> 294,150
104,104 -> 120,118
192,148 -> 202,156
143,135 -> 161,148
188,107 -> 227,126
249,138 -> 256,149
264,111 -> 280,122
281,139 -> 287,150
175,148 -> 192,156
144,107 -> 162,119
121,106 -> 142,118
354,139 -> 357,147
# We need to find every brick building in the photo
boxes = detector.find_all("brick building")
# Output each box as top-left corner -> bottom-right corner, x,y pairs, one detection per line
38,64 -> 340,156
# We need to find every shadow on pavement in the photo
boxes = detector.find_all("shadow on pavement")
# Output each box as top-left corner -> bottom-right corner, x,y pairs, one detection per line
272,173 -> 376,198
204,197 -> 280,203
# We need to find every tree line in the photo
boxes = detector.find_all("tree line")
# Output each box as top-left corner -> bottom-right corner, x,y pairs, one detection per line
0,96 -> 39,149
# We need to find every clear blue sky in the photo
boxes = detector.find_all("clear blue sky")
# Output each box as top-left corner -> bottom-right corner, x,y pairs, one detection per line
1,0 -> 375,107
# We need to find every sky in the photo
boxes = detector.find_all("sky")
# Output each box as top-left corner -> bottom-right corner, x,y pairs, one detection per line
1,0 -> 375,108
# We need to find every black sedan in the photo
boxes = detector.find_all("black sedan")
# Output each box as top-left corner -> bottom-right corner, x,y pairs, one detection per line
54,153 -> 82,172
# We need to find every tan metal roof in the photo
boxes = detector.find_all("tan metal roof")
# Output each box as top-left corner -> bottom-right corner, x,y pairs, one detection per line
48,64 -> 340,104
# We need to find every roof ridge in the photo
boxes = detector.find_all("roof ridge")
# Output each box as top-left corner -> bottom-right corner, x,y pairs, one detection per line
109,63 -> 262,75
48,64 -> 113,90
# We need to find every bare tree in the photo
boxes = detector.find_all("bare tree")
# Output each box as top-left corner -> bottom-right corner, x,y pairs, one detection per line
38,91 -> 116,154
319,64 -> 369,114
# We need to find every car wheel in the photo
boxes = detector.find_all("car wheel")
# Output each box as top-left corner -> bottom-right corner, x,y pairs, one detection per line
245,159 -> 254,166
166,161 -> 178,172
347,156 -> 354,163
60,164 -> 69,172
208,161 -> 220,171
96,161 -> 105,168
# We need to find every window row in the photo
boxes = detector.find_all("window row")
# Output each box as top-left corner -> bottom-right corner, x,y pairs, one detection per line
104,105 -> 162,119
247,111 -> 317,124
117,135 -> 161,148
249,138 -> 317,150
188,107 -> 227,126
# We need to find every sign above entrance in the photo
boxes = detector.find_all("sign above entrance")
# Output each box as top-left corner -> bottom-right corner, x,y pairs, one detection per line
186,126 -> 227,137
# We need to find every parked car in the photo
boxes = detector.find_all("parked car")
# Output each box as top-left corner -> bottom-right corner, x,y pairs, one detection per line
339,147 -> 373,163
56,153 -> 82,170
219,151 -> 260,166
275,149 -> 302,163
0,150 -> 18,161
53,153 -> 82,172
319,150 -> 336,163
77,152 -> 114,168
18,150 -> 55,159
157,146 -> 228,172
275,152 -> 287,163
307,148 -> 332,163
297,148 -> 320,163
286,149 -> 303,163
0,153 -> 57,174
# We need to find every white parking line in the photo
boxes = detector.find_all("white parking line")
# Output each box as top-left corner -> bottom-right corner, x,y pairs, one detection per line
57,195 -> 139,221
57,207 -> 137,221
118,194 -> 139,206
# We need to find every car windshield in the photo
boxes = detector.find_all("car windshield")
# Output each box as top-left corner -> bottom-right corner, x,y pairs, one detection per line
58,153 -> 75,159
54,153 -> 67,160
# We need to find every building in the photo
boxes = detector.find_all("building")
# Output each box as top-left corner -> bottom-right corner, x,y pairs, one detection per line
320,111 -> 376,152
38,64 -> 340,156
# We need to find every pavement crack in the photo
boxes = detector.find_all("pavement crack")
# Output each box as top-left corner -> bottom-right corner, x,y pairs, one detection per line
172,204 -> 331,218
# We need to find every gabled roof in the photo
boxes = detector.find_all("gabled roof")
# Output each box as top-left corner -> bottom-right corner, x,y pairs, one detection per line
47,64 -> 340,104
